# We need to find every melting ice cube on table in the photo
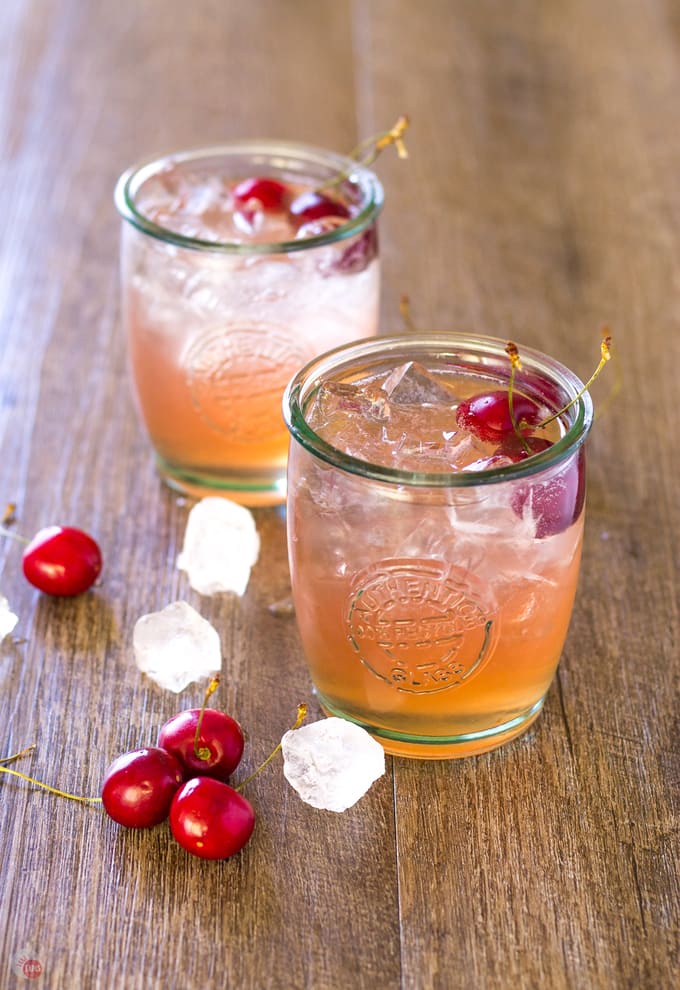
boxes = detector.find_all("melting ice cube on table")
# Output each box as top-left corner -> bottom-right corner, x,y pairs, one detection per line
0,595 -> 18,640
177,496 -> 260,596
281,717 -> 385,813
133,600 -> 221,693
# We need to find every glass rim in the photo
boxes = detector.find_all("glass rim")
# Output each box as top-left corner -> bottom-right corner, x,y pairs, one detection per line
282,332 -> 594,488
113,140 -> 384,255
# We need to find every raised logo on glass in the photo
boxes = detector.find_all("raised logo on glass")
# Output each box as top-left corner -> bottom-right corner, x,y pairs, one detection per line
186,322 -> 310,442
346,558 -> 497,694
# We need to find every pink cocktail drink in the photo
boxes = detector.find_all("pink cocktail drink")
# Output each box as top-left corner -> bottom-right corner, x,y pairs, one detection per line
115,143 -> 383,504
284,334 -> 594,758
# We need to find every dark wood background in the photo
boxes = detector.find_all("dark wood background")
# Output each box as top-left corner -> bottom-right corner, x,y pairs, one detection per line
1,2 -> 678,988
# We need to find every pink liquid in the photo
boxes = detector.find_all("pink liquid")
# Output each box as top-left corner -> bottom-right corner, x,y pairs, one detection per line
121,167 -> 380,503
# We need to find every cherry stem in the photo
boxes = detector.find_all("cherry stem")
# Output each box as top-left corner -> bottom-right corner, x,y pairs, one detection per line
0,763 -> 102,804
593,339 -> 622,423
235,703 -> 308,793
536,332 -> 612,430
319,115 -> 410,192
0,743 -> 36,765
194,675 -> 220,761
505,332 -> 613,441
0,525 -> 29,546
505,341 -> 532,454
2,502 -> 17,526
350,114 -> 410,167
399,294 -> 417,333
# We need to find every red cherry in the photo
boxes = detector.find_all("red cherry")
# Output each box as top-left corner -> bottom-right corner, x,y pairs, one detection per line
333,226 -> 379,275
494,432 -> 586,537
497,434 -> 553,461
170,777 -> 255,860
288,190 -> 350,224
157,708 -> 244,782
511,446 -> 586,538
456,390 -> 542,442
22,526 -> 102,596
232,177 -> 288,210
101,747 -> 185,829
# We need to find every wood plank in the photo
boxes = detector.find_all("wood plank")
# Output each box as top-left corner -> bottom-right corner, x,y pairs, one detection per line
0,1 -> 677,988
0,2 -> 401,988
365,0 -> 680,987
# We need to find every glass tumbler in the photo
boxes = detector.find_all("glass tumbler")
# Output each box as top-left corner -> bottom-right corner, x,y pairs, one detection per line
114,142 -> 383,505
283,333 -> 594,758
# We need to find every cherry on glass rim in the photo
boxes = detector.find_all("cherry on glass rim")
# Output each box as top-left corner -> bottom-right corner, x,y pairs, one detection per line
22,526 -> 102,596
169,776 -> 256,860
101,747 -> 185,829
158,708 -> 245,782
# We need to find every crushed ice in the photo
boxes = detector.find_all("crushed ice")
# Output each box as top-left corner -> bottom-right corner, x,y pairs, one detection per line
281,717 -> 385,812
133,600 -> 221,693
177,497 -> 260,596
0,595 -> 18,640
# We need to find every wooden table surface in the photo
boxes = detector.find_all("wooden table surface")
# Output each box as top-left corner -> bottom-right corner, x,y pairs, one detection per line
1,2 -> 678,988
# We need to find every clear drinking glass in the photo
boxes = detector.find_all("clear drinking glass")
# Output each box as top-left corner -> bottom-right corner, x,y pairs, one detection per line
283,333 -> 594,758
114,142 -> 383,505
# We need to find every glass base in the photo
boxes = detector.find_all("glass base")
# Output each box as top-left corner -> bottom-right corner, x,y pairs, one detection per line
156,457 -> 287,507
316,693 -> 546,759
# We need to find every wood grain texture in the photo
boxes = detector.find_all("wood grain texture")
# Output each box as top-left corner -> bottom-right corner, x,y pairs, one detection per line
0,1 -> 678,989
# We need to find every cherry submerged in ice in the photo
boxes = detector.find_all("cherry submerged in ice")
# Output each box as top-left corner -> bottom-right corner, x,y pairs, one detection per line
135,168 -> 378,274
139,169 -> 357,243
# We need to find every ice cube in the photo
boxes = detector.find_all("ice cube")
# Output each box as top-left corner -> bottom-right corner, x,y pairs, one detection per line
177,497 -> 260,597
0,595 -> 18,640
133,600 -> 221,693
137,174 -> 183,219
295,215 -> 346,241
281,717 -> 385,813
233,203 -> 264,238
310,380 -> 389,423
305,381 -> 390,463
175,177 -> 223,219
381,361 -> 458,405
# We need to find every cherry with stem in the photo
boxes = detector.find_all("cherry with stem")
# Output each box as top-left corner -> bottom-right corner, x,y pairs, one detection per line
289,115 -> 410,225
321,114 -> 410,193
193,675 -> 221,761
505,331 -> 613,438
157,675 -> 245,782
169,703 -> 308,860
